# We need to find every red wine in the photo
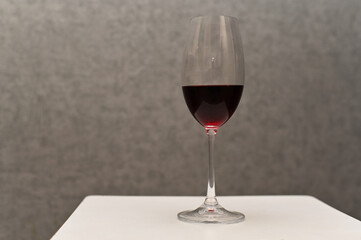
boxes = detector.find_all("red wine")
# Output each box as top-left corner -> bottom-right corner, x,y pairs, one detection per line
182,85 -> 244,128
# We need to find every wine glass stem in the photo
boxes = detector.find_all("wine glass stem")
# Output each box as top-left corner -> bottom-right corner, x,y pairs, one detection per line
205,128 -> 218,206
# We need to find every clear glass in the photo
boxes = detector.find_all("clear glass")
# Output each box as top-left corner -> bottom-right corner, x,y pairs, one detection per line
178,16 -> 245,224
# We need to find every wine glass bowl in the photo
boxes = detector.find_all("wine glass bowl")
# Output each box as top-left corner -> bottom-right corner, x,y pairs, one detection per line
178,16 -> 245,224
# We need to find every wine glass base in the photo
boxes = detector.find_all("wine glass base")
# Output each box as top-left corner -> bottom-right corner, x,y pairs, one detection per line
177,203 -> 245,224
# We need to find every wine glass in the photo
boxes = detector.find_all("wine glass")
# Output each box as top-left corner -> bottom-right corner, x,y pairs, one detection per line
178,16 -> 245,224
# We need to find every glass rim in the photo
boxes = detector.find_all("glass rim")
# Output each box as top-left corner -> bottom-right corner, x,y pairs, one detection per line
190,15 -> 239,23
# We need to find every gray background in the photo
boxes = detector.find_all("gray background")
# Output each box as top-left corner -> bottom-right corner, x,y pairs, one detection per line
1,0 -> 360,239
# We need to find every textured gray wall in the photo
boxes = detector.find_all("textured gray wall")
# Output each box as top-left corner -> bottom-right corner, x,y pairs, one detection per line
1,0 -> 360,239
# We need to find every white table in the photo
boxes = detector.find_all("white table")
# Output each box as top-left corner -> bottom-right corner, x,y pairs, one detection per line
51,196 -> 361,240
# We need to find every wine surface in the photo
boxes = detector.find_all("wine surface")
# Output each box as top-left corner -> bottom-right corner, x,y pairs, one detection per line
182,85 -> 244,128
